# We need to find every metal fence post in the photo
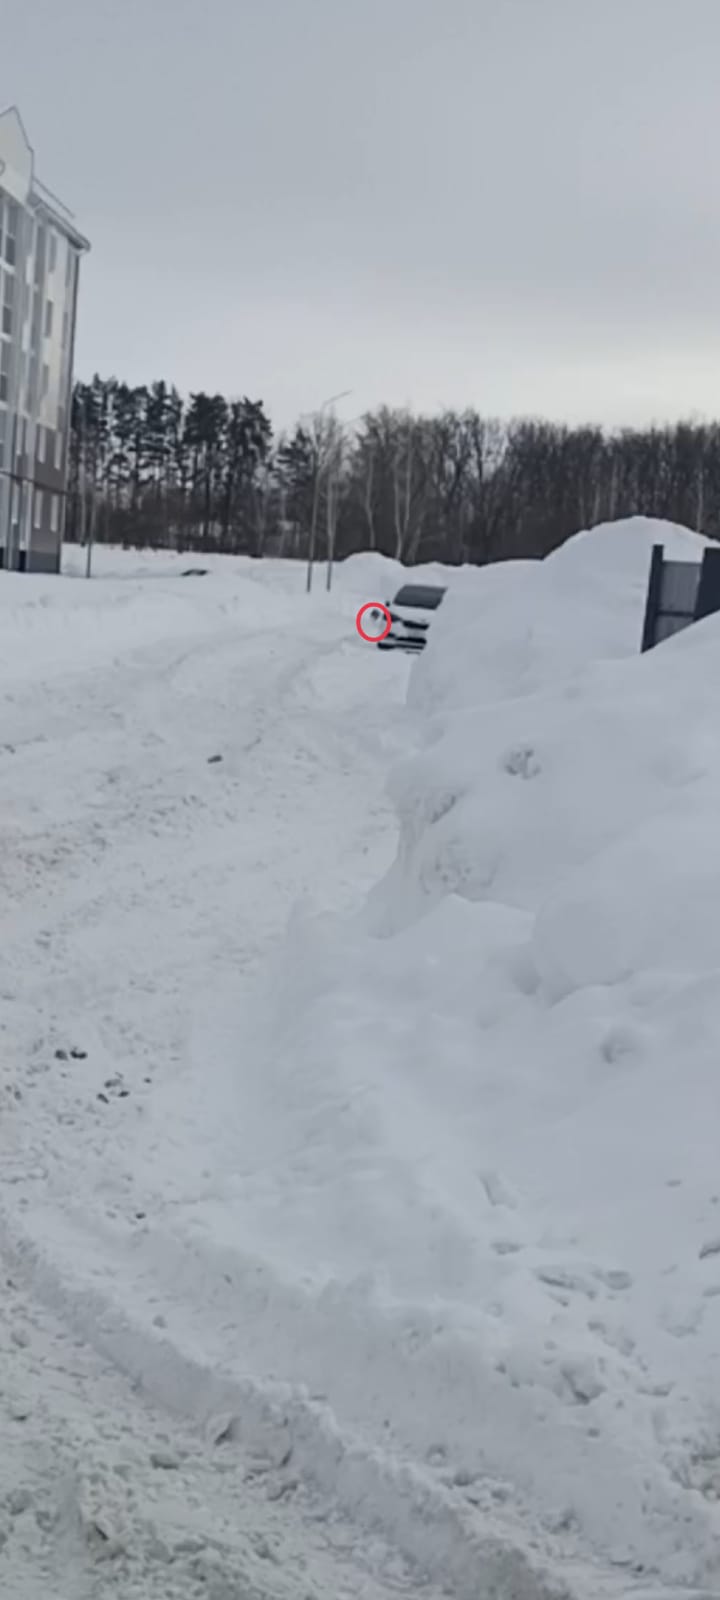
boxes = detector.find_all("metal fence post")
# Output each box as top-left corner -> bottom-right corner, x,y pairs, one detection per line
641,544 -> 664,652
694,545 -> 720,621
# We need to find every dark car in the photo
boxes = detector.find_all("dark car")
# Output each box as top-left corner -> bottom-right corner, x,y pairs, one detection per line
373,583 -> 447,652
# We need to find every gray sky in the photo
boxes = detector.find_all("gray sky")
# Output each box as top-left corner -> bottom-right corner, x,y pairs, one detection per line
4,0 -> 720,431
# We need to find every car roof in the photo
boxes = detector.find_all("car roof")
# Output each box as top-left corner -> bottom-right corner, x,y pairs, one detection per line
392,584 -> 447,609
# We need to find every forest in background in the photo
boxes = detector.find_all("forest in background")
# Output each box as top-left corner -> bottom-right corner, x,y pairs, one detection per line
68,375 -> 716,566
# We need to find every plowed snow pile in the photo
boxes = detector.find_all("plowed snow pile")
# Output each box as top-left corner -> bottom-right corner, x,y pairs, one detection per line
202,514 -> 720,1585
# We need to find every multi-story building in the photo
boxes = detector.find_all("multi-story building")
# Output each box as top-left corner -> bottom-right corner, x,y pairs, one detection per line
0,106 -> 89,572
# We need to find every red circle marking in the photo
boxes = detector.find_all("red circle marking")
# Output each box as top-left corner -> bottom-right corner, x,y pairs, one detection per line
356,601 -> 392,643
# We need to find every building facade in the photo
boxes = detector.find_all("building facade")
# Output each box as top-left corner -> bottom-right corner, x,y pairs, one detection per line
0,106 -> 89,572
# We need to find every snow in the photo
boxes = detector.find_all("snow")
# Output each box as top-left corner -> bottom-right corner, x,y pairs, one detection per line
2,521 -> 720,1596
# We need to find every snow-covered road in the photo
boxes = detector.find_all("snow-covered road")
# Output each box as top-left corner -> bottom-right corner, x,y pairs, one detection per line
0,553 -> 443,1598
5,555 -> 581,1600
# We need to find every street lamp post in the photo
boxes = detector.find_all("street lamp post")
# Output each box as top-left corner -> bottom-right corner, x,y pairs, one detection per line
325,409 -> 364,594
325,444 -> 339,593
303,390 -> 352,594
325,413 -> 362,593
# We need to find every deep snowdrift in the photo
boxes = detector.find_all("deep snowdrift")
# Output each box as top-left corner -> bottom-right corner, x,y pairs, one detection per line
207,515 -> 720,1584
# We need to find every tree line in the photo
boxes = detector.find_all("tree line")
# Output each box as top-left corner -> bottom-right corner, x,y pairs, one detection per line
68,375 -> 715,566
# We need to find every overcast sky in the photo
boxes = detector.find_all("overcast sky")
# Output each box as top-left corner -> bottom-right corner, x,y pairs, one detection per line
3,0 -> 720,431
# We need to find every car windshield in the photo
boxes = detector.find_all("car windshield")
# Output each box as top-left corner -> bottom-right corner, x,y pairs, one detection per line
392,585 -> 446,610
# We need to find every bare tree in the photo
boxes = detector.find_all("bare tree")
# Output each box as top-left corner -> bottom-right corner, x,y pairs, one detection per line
391,411 -> 432,562
250,457 -> 275,557
325,434 -> 344,590
359,431 -> 377,551
430,411 -> 475,563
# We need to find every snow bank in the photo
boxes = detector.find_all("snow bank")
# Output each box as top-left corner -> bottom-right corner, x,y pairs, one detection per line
408,515 -> 707,716
219,516 -> 720,1584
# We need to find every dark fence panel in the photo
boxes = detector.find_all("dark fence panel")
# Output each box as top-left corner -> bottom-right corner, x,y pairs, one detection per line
641,544 -> 720,651
695,546 -> 720,621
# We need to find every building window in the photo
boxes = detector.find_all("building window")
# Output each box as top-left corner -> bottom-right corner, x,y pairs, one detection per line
33,488 -> 43,529
41,362 -> 49,399
15,417 -> 26,474
55,422 -> 63,471
0,341 -> 10,404
2,271 -> 13,336
3,201 -> 17,267
49,232 -> 57,274
34,226 -> 45,286
50,494 -> 59,535
26,353 -> 38,409
37,424 -> 45,464
31,287 -> 42,345
44,300 -> 53,338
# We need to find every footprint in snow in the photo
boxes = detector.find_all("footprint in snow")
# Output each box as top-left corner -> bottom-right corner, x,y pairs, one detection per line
478,1169 -> 518,1210
535,1266 -> 598,1298
588,1318 -> 637,1358
592,1266 -> 634,1292
535,1264 -> 634,1297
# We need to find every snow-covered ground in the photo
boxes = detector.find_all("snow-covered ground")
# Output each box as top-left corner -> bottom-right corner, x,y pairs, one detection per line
2,526 -> 720,1597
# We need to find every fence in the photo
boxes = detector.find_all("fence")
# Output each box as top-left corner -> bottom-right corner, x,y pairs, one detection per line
641,543 -> 720,652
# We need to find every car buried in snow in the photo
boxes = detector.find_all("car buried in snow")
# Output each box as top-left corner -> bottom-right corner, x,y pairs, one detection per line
372,582 -> 447,653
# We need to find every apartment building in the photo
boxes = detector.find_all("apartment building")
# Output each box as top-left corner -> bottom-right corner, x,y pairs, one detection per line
0,106 -> 89,572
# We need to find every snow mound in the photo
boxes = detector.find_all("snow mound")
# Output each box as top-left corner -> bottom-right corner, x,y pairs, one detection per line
372,517 -> 713,929
226,516 -> 720,1584
409,515 -> 707,715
